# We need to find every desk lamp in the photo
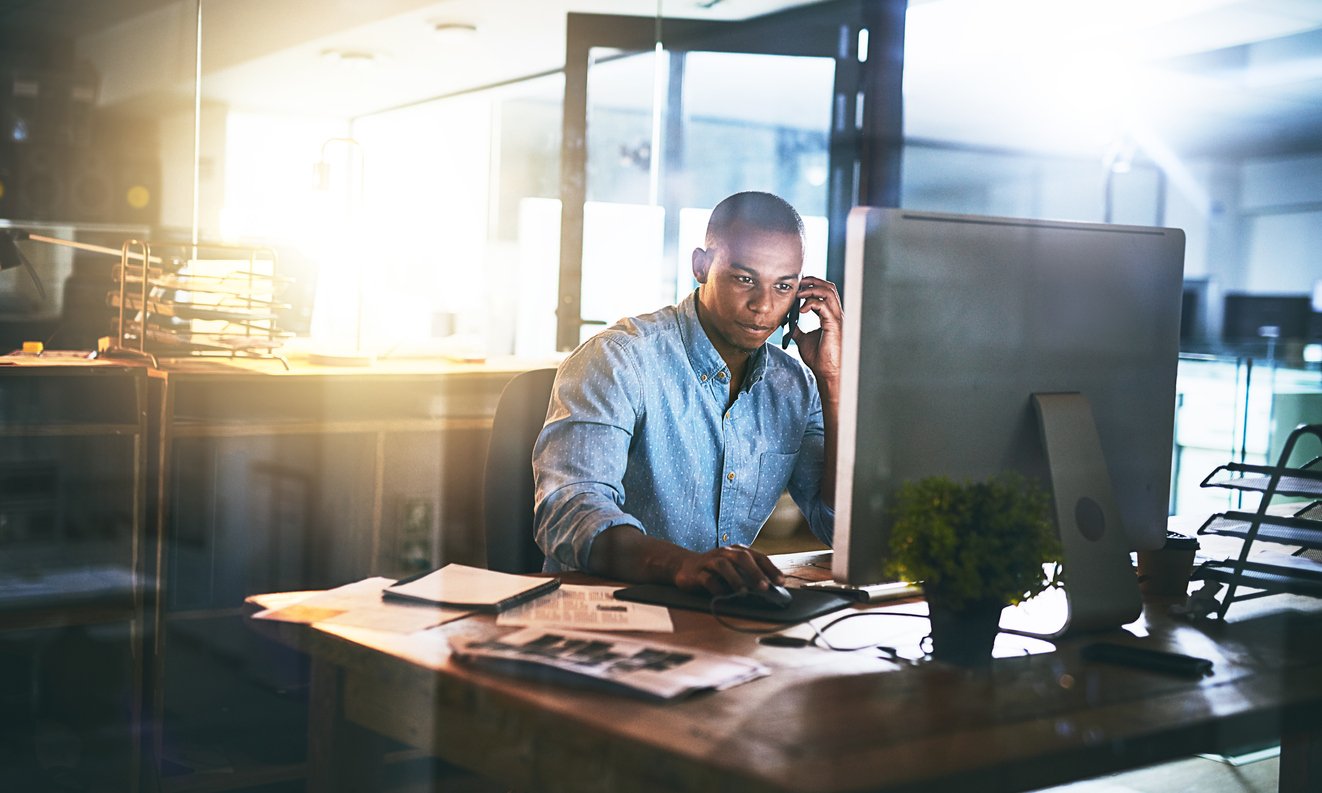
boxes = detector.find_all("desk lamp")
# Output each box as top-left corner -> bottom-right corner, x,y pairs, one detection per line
0,228 -> 159,362
0,230 -> 48,302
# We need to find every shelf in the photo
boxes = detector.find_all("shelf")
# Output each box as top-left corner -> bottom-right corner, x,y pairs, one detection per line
0,422 -> 146,437
1200,461 -> 1322,499
1198,511 -> 1322,551
1195,553 -> 1322,598
168,416 -> 491,439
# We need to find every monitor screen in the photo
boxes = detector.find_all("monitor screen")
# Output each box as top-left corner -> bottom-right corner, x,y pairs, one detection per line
1221,293 -> 1312,343
833,208 -> 1185,586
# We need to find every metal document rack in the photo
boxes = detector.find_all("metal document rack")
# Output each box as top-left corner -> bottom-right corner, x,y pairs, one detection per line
110,240 -> 291,367
1194,423 -> 1322,619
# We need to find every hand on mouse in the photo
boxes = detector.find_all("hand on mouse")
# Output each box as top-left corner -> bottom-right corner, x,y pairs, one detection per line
671,544 -> 784,596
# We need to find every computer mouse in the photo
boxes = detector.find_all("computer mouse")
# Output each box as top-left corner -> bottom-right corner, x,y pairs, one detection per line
748,584 -> 793,609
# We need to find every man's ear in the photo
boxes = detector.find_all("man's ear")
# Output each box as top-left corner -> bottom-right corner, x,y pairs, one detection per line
691,247 -> 712,284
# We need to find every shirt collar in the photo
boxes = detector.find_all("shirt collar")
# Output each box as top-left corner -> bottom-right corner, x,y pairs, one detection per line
678,290 -> 770,391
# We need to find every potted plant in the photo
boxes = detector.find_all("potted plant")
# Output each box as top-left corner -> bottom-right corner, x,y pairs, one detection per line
885,472 -> 1062,666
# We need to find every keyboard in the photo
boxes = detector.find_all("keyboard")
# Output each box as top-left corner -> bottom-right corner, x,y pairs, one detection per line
773,550 -> 920,603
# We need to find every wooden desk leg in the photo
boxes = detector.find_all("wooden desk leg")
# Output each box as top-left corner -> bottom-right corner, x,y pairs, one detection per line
308,657 -> 388,793
1280,724 -> 1322,793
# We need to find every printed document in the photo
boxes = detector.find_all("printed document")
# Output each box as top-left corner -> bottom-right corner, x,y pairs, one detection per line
496,585 -> 673,632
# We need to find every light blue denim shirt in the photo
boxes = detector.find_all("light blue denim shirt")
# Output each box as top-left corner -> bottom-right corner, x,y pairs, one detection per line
533,290 -> 834,573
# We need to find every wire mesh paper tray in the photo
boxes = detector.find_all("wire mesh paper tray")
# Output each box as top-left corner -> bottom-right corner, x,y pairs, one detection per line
109,240 -> 291,368
1196,424 -> 1322,619
1200,459 -> 1322,499
1198,509 -> 1322,551
1195,554 -> 1322,599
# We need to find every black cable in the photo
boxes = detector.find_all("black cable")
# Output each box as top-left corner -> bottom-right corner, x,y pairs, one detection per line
808,610 -> 928,665
707,592 -> 929,665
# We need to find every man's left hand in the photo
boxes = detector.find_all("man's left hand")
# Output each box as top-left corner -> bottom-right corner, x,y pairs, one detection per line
789,276 -> 843,387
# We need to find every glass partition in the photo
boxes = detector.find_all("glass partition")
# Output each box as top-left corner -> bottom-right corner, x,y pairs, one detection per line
5,1 -> 1320,790
0,6 -> 198,791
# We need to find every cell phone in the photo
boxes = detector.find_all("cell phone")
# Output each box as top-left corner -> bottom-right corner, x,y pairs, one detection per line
781,295 -> 800,350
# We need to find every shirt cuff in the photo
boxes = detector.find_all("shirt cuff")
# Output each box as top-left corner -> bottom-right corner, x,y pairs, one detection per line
572,515 -> 647,571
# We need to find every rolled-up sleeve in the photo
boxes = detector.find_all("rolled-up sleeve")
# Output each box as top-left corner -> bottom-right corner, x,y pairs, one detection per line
787,384 -> 835,547
533,336 -> 647,571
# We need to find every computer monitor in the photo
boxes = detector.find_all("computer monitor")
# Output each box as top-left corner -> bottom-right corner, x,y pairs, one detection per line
1221,293 -> 1312,344
833,208 -> 1185,629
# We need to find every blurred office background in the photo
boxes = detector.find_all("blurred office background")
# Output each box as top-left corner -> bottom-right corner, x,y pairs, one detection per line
1,0 -> 1321,790
4,0 -> 1318,506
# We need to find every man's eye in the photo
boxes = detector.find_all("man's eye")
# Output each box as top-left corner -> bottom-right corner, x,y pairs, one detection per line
736,275 -> 753,284
776,283 -> 794,291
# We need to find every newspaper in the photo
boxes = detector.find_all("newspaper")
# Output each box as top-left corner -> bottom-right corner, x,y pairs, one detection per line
450,627 -> 768,701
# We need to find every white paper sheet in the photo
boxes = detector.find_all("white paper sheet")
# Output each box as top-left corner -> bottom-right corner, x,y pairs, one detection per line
253,576 -> 471,633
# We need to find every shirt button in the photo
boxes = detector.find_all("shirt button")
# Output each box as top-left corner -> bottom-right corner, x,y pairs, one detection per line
727,472 -> 736,482
717,371 -> 727,381
722,533 -> 730,543
700,374 -> 708,382
724,410 -> 731,420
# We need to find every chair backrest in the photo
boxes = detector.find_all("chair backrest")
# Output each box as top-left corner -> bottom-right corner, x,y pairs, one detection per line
483,368 -> 557,573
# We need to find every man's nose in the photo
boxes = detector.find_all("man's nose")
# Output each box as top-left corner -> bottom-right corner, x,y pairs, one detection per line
747,288 -> 774,314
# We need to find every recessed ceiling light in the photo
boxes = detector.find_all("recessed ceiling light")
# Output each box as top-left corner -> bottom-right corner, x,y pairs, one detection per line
433,22 -> 479,41
321,49 -> 381,67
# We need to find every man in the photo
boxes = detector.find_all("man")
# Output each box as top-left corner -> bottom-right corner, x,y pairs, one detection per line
533,191 -> 842,595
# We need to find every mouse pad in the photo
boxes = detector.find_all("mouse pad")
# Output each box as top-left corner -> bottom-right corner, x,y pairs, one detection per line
614,584 -> 852,623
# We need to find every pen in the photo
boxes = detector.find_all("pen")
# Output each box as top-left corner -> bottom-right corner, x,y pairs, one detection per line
595,605 -> 627,612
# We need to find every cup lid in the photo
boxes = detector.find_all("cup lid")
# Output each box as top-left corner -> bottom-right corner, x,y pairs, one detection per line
1163,530 -> 1199,550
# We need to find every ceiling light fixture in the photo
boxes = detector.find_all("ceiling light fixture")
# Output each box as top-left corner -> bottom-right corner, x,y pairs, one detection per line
433,22 -> 479,42
321,49 -> 381,68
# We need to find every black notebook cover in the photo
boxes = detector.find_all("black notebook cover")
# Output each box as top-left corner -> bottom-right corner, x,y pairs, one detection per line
614,584 -> 851,623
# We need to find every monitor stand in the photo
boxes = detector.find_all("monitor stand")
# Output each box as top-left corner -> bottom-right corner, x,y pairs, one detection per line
1029,392 -> 1144,638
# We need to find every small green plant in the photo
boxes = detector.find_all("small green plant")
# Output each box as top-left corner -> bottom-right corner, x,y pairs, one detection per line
884,473 -> 1062,611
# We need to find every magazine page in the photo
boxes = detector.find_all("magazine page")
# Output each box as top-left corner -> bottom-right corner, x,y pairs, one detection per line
451,627 -> 768,701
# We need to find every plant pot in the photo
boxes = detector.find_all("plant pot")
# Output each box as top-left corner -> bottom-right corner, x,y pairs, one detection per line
926,596 -> 1005,667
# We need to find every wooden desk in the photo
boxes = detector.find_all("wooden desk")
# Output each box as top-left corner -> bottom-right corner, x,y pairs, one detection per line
250,556 -> 1322,793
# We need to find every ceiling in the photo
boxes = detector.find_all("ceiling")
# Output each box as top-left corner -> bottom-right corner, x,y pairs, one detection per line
2,0 -> 1322,160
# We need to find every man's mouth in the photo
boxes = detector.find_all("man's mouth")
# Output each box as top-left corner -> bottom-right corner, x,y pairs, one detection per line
739,323 -> 773,334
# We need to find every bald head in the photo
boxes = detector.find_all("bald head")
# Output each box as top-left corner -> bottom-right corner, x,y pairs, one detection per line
704,191 -> 805,251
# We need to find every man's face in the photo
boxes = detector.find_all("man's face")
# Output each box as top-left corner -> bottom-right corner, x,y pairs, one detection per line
692,221 -> 804,359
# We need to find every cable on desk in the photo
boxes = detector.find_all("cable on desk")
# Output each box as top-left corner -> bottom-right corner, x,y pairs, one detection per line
808,610 -> 928,665
707,593 -> 929,665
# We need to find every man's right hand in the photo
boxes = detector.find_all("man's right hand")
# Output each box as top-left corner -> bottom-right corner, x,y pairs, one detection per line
588,526 -> 785,595
671,544 -> 785,596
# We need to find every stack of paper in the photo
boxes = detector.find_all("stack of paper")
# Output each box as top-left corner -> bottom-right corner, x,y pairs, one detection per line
450,627 -> 768,700
251,577 -> 470,633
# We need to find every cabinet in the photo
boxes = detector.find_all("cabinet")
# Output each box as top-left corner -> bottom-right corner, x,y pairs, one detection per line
0,356 -> 532,790
0,361 -> 149,792
146,357 -> 524,789
1196,422 -> 1322,619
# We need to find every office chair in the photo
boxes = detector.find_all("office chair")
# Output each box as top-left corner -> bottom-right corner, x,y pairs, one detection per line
482,367 -> 557,573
